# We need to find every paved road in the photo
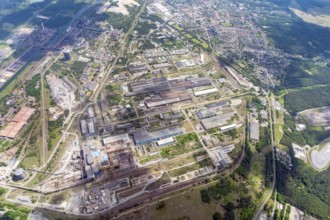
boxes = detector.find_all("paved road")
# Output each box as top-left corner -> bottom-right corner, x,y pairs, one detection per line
90,2 -> 148,102
1,2 -> 256,219
252,94 -> 276,220
20,0 -> 106,185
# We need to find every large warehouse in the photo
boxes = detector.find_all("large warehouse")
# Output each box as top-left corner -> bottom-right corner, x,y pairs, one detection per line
132,126 -> 184,145
201,112 -> 235,130
0,106 -> 35,139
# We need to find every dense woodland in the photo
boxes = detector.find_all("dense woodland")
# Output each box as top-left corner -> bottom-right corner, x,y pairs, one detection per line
284,86 -> 330,114
276,157 -> 330,219
275,113 -> 330,219
26,75 -> 41,101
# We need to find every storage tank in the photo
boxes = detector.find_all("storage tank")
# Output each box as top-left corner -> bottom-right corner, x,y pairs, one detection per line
13,168 -> 27,181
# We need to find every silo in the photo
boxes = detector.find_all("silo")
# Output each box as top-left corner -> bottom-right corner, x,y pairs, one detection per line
13,168 -> 27,181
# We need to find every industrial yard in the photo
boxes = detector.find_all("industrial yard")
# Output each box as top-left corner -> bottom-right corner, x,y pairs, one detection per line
0,0 -> 285,219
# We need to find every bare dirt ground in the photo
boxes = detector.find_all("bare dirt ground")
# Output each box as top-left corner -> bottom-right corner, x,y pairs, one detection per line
299,106 -> 330,126
289,0 -> 330,27
107,0 -> 140,16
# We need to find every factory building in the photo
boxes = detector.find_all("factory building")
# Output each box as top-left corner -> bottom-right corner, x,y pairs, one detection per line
132,126 -> 184,145
145,97 -> 181,108
250,121 -> 260,141
207,101 -> 229,109
194,88 -> 218,96
220,124 -> 237,131
103,133 -> 130,145
181,77 -> 211,89
176,59 -> 196,68
126,76 -> 212,107
126,77 -> 212,97
80,119 -> 88,135
201,112 -> 235,130
127,62 -> 149,74
208,145 -> 235,168
87,120 -> 95,135
152,63 -> 172,69
0,106 -> 36,139
80,119 -> 96,136
102,133 -> 131,153
127,77 -> 170,96
87,106 -> 95,118
145,89 -> 191,108
196,109 -> 216,119
81,145 -> 95,180
156,137 -> 175,146
46,74 -> 78,110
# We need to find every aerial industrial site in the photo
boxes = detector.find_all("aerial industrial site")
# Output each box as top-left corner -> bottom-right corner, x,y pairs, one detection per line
0,0 -> 329,219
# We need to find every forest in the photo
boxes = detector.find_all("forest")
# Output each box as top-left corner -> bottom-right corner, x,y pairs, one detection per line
284,85 -> 330,114
276,158 -> 330,219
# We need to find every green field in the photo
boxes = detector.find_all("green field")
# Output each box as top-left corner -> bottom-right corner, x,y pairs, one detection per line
160,133 -> 203,159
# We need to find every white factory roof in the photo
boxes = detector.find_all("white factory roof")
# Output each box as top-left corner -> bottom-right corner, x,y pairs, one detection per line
220,124 -> 237,131
87,121 -> 95,134
146,97 -> 180,108
201,112 -> 235,130
194,88 -> 218,96
156,137 -> 175,146
209,145 -> 235,167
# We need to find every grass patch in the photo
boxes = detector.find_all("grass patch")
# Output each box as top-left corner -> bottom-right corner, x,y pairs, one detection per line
47,115 -> 64,151
160,133 -> 203,159
168,159 -> 212,177
21,156 -> 39,169
174,25 -> 184,31
0,140 -> 12,153
69,61 -> 87,79
140,155 -> 160,165
192,38 -> 201,44
118,186 -> 144,199
48,190 -> 71,205
146,172 -> 171,191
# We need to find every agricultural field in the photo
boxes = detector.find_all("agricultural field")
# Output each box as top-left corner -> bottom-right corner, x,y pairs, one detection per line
299,106 -> 330,126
